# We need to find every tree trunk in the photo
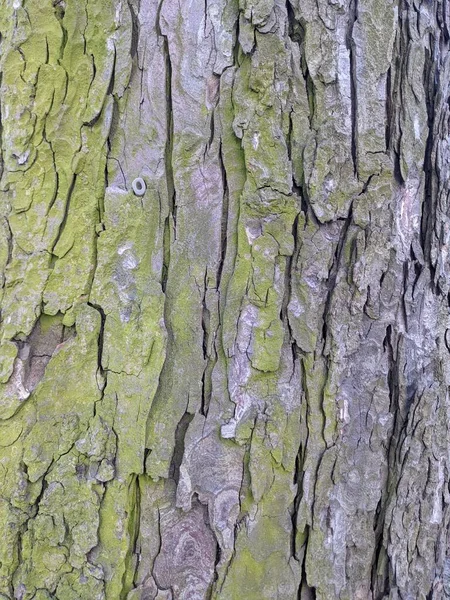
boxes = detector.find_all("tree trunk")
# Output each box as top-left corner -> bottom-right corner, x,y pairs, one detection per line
0,0 -> 449,598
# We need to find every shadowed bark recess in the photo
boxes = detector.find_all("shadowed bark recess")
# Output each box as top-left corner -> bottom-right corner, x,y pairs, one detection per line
0,0 -> 450,598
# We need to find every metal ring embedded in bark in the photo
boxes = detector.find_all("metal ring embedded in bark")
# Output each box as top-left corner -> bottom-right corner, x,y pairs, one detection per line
132,177 -> 146,196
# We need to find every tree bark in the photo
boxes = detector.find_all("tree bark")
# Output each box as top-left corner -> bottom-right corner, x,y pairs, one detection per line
0,0 -> 449,598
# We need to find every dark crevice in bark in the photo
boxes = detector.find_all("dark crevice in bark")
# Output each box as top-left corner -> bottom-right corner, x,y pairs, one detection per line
158,8 -> 177,244
200,271 -> 215,417
201,280 -> 209,361
103,157 -> 109,198
106,46 -> 116,98
143,447 -> 151,473
43,135 -> 59,213
298,184 -> 309,222
169,411 -> 194,484
233,14 -> 241,66
384,325 -> 398,416
286,0 -> 303,43
388,9 -> 405,186
1,217 -> 13,285
420,46 -> 437,286
216,140 -> 229,291
87,301 -> 106,377
128,1 -> 139,59
303,67 -> 315,130
358,172 -> 377,197
385,65 -> 393,152
381,323 -> 404,595
161,217 -> 170,293
401,260 -> 409,330
200,360 -> 214,417
209,543 -> 222,597
370,497 -> 389,599
291,447 -> 302,560
171,198 -> 177,240
206,107 -> 216,154
203,0 -> 208,38
87,301 -> 107,421
347,0 -> 358,178
286,107 -> 294,163
281,213 -> 299,329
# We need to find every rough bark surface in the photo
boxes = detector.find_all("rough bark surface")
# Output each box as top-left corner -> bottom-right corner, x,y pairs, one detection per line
0,0 -> 450,598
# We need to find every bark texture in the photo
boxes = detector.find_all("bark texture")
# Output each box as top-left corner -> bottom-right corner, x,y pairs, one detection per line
0,0 -> 450,598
